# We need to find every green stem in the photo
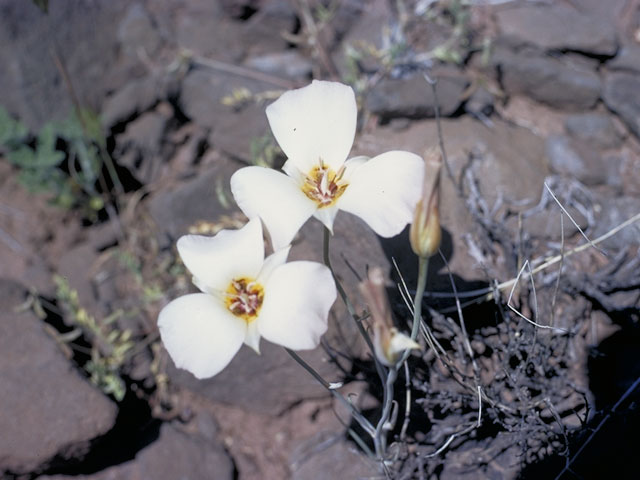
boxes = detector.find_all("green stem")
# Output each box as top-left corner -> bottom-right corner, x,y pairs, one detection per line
399,256 -> 429,365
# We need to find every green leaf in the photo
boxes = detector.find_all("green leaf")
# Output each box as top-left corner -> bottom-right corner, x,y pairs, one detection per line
0,106 -> 29,147
7,146 -> 36,167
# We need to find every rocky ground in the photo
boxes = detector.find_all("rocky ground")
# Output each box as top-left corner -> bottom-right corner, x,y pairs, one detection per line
1,0 -> 639,479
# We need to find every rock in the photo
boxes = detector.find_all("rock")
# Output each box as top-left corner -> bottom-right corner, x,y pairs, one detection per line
565,113 -> 624,150
40,421 -> 234,480
178,69 -> 274,131
240,0 -> 298,57
603,72 -> 640,140
0,279 -> 117,476
244,50 -> 313,79
148,157 -> 240,239
0,0 -> 134,130
592,195 -> 640,250
101,73 -> 179,130
494,2 -> 618,56
494,46 -> 602,110
175,5 -> 244,61
208,103 -> 272,164
290,432 -> 378,480
545,135 -> 620,187
117,3 -> 162,59
366,69 -> 469,121
608,45 -> 640,72
114,105 -> 172,184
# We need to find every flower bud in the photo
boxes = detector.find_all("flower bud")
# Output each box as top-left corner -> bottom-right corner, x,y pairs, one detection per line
359,267 -> 420,367
410,149 -> 442,258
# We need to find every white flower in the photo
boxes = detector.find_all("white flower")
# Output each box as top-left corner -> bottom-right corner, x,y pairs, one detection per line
230,80 -> 425,250
157,218 -> 337,379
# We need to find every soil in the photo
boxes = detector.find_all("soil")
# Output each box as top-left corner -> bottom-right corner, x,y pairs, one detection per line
1,1 -> 639,479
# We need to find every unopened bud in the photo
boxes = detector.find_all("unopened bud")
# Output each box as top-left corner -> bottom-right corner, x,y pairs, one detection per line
359,267 -> 420,367
410,149 -> 442,258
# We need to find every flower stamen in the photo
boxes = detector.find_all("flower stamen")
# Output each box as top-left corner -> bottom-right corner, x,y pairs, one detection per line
225,277 -> 264,322
301,160 -> 348,208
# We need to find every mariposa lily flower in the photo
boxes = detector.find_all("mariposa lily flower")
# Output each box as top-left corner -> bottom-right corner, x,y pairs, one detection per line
158,218 -> 337,379
230,80 -> 425,250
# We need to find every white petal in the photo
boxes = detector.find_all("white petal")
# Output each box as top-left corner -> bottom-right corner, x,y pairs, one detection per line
338,151 -> 424,237
312,205 -> 340,232
257,246 -> 291,284
244,321 -> 261,354
266,80 -> 357,173
231,166 -> 317,250
177,218 -> 263,292
158,294 -> 245,379
258,261 -> 336,350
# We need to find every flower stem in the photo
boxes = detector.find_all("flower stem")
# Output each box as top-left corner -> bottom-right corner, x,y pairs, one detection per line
374,255 -> 430,459
400,256 -> 429,365
285,348 -> 375,437
322,227 -> 386,383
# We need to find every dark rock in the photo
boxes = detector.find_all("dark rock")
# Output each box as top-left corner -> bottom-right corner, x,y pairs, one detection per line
244,51 -> 313,79
117,3 -> 162,59
148,158 -> 239,239
290,432 -> 378,480
168,340 -> 331,416
0,279 -> 117,476
115,105 -> 172,184
366,69 -> 469,121
178,69 -> 273,131
101,73 -> 179,130
546,135 -> 620,187
175,5 -> 244,61
40,421 -> 234,480
565,113 -> 624,150
209,103 -> 271,164
0,1 -> 133,130
465,87 -> 495,120
592,195 -> 640,250
495,46 -> 602,110
603,72 -> 640,140
608,45 -> 640,72
494,2 -> 619,56
241,0 -> 298,57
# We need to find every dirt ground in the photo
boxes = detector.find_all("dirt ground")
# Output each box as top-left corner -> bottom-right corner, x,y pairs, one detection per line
1,1 -> 639,479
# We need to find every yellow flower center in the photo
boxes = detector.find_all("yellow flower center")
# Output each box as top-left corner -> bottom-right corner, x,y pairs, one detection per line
225,277 -> 264,322
301,160 -> 348,208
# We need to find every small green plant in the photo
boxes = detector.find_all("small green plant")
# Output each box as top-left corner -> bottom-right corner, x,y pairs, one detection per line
0,105 -> 115,217
53,274 -> 134,401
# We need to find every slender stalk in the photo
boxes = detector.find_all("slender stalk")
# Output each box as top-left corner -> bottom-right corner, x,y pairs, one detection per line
322,227 -> 386,383
374,366 -> 398,458
285,348 -> 375,437
400,256 -> 429,365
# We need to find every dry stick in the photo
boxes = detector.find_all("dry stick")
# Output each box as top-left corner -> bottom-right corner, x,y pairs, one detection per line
554,374 -> 640,480
549,213 -> 565,327
507,260 -> 569,332
438,249 -> 480,377
427,211 -> 640,304
544,182 -> 606,257
190,54 -> 297,89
